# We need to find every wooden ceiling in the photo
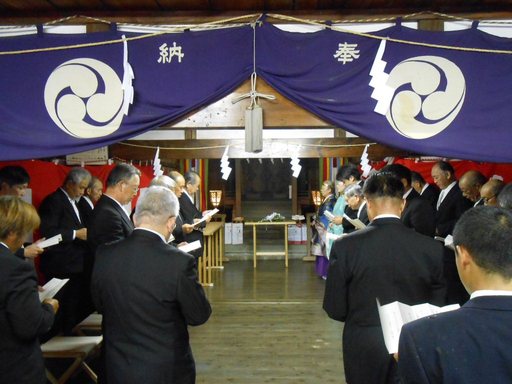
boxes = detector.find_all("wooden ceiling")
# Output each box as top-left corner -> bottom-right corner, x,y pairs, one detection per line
1,1 -> 511,23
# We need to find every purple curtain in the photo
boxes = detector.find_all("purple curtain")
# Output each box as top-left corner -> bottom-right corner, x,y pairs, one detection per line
0,25 -> 253,160
256,22 -> 512,162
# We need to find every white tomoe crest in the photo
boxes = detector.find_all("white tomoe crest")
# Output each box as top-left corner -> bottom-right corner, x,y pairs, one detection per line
385,56 -> 466,139
44,58 -> 125,138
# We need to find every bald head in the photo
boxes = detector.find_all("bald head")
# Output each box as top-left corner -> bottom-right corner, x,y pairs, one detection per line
169,171 -> 185,198
459,170 -> 487,202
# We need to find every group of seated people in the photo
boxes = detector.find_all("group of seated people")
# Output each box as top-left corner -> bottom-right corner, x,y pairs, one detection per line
0,164 -> 212,384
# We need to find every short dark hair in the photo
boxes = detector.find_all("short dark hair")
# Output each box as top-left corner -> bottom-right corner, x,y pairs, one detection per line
336,164 -> 361,182
498,184 -> 512,210
411,171 -> 425,185
106,164 -> 141,187
362,172 -> 404,200
435,161 -> 455,176
453,206 -> 512,279
0,166 -> 30,186
381,164 -> 412,185
184,170 -> 200,186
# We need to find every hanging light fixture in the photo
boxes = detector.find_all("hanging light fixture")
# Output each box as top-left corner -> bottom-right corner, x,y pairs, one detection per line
209,190 -> 222,208
311,190 -> 322,207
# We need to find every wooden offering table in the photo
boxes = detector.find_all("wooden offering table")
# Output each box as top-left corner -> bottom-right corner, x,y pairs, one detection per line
245,220 -> 296,268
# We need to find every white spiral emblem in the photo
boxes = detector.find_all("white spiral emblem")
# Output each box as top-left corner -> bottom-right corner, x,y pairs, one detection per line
385,56 -> 465,139
44,58 -> 125,138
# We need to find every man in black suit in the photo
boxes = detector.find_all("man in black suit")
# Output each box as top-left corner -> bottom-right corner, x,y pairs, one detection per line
91,186 -> 211,384
77,176 -> 103,227
343,183 -> 369,228
175,170 -> 211,259
458,170 -> 487,207
166,172 -> 195,245
431,161 -> 472,238
480,178 -> 504,207
88,163 -> 140,252
431,161 -> 472,305
398,207 -> 512,384
411,171 -> 439,211
323,172 -> 445,384
39,167 -> 91,334
383,164 -> 436,237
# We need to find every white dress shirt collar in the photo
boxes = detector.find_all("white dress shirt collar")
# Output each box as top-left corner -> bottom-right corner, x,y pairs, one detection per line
470,290 -> 512,299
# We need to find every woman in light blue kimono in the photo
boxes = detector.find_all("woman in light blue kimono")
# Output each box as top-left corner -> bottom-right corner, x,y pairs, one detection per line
326,179 -> 346,258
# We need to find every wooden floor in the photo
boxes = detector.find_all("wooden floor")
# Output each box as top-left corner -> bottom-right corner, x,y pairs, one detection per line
190,260 -> 346,384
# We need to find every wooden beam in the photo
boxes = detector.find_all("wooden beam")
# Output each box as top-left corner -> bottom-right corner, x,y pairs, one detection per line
110,138 -> 409,160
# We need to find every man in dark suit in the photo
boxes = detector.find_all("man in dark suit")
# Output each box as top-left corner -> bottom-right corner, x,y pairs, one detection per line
431,161 -> 472,238
91,186 -> 211,384
323,173 -> 445,384
398,207 -> 512,384
166,173 -> 195,245
431,161 -> 472,305
411,171 -> 439,211
383,164 -> 436,237
77,176 -> 103,227
458,170 -> 487,207
39,167 -> 91,334
175,170 -> 211,259
343,183 -> 369,229
88,163 -> 140,252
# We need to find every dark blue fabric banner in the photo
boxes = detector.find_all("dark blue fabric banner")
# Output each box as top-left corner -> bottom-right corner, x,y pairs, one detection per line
1,21 -> 512,162
256,23 -> 512,162
0,26 -> 253,160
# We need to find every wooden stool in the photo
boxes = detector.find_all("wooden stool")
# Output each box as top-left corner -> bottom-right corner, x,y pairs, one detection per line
42,336 -> 102,384
73,313 -> 102,336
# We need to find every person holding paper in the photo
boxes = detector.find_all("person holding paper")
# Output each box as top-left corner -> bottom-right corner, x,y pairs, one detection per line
334,164 -> 364,233
312,180 -> 336,279
91,186 -> 211,384
343,184 -> 369,226
177,170 -> 211,260
39,167 -> 91,335
0,196 -> 58,384
398,207 -> 512,384
323,172 -> 445,384
326,178 -> 347,258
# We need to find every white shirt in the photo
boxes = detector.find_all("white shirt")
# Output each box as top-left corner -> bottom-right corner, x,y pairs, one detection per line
183,189 -> 195,205
60,188 -> 81,223
357,200 -> 367,219
474,198 -> 483,207
420,183 -> 429,195
437,181 -> 457,210
373,214 -> 400,220
470,290 -> 512,299
403,188 -> 413,200
83,196 -> 94,210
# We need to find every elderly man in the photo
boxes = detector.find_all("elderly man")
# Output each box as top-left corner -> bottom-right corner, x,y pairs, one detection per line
498,183 -> 512,209
480,178 -> 505,207
411,171 -> 439,211
77,176 -> 103,227
458,170 -> 487,206
343,183 -> 369,227
39,167 -> 91,334
88,163 -> 140,252
149,174 -> 194,246
323,173 -> 445,384
92,186 -> 211,384
398,207 -> 512,384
